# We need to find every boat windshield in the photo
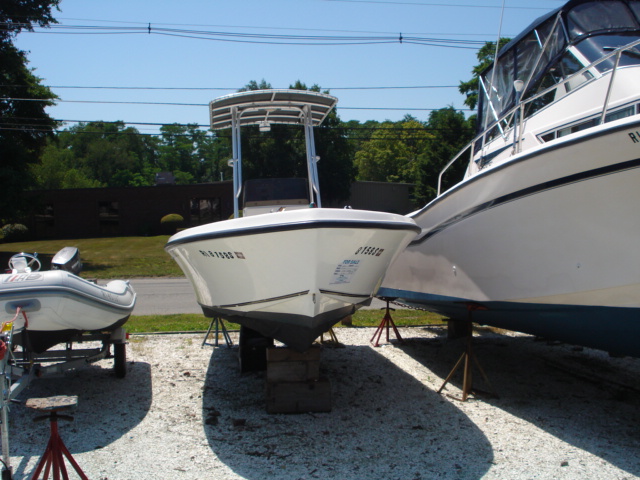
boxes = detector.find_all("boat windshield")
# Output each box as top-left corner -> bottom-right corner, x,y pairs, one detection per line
243,178 -> 309,206
477,0 -> 640,133
574,34 -> 640,71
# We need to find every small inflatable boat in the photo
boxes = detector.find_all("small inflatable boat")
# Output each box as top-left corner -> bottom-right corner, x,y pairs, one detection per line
0,248 -> 136,353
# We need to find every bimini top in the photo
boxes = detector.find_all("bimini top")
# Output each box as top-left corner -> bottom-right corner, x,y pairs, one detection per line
209,89 -> 338,130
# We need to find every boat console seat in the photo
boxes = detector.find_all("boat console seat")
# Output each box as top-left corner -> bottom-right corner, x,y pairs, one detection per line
11,257 -> 30,274
8,252 -> 41,274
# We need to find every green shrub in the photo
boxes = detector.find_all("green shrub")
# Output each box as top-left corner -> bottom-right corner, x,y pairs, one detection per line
160,214 -> 184,234
1,224 -> 29,242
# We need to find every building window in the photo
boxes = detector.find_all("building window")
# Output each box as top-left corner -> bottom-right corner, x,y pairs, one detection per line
34,203 -> 55,238
98,201 -> 119,235
190,198 -> 220,225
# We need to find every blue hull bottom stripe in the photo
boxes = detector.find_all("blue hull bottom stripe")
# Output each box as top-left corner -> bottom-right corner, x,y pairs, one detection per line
377,287 -> 640,358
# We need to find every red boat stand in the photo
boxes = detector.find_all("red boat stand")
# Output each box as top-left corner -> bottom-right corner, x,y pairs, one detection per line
370,298 -> 404,347
27,396 -> 88,480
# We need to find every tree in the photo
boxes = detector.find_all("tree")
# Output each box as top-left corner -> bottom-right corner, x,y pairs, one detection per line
355,116 -> 432,186
31,142 -> 102,189
157,123 -> 221,184
458,37 -> 511,110
313,101 -> 356,204
414,107 -> 474,204
0,1 -> 60,37
239,79 -> 272,92
31,121 -> 159,188
343,119 -> 380,153
66,121 -> 158,186
0,0 -> 60,218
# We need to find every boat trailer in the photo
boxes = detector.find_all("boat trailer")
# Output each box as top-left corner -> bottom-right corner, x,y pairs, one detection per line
0,307 -> 127,479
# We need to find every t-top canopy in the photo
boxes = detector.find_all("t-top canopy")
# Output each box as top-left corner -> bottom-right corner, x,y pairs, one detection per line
209,89 -> 338,130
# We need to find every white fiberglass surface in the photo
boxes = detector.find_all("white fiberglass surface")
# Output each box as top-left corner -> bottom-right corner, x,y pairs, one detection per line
386,152 -> 640,308
167,208 -> 417,244
168,223 -> 417,311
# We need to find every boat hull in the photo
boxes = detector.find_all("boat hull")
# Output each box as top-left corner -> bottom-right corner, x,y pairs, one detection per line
0,270 -> 136,352
166,208 -> 419,351
379,116 -> 640,356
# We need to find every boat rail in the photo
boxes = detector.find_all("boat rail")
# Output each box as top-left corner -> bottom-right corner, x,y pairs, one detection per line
437,37 -> 640,196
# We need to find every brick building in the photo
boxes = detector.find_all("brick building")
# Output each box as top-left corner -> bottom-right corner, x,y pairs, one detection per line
23,181 -> 414,240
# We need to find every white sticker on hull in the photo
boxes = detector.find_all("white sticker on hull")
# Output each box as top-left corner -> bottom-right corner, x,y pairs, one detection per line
330,259 -> 360,285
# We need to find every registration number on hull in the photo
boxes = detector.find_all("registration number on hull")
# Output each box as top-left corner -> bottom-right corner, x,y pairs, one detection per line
199,250 -> 246,260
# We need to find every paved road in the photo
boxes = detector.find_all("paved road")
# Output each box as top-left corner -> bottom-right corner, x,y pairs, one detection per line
129,278 -> 202,316
129,278 -> 395,316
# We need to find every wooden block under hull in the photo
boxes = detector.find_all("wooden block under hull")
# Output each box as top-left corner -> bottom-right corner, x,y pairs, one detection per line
266,346 -> 321,382
266,345 -> 321,363
266,377 -> 332,414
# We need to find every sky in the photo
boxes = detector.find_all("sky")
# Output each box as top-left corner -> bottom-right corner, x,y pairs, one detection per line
14,0 -> 565,135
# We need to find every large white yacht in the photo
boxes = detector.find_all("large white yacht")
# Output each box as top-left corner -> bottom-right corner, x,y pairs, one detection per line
379,0 -> 640,357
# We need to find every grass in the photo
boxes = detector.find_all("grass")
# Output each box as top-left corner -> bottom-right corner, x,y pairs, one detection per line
127,309 -> 445,334
0,236 -> 182,279
1,236 -> 446,333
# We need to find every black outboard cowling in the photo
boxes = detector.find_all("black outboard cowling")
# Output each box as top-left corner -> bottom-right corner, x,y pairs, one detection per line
51,246 -> 83,275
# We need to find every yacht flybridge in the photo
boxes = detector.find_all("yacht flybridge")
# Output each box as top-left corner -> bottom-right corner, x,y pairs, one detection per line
165,90 -> 419,351
379,0 -> 640,357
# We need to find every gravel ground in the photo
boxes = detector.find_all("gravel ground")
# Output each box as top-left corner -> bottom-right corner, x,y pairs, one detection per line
5,325 -> 640,480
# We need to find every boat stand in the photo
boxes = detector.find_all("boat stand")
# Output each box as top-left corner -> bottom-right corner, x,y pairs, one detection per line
202,317 -> 233,348
437,303 -> 496,401
27,395 -> 88,480
319,328 -> 343,347
370,299 -> 404,347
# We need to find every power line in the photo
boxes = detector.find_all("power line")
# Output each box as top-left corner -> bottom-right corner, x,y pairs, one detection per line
319,0 -> 551,9
2,97 -> 472,112
14,22 -> 487,48
1,116 -> 472,134
2,84 -> 459,91
51,16 -> 511,36
0,128 -> 469,142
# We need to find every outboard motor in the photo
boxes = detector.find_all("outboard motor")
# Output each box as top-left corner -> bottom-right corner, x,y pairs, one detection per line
51,246 -> 83,275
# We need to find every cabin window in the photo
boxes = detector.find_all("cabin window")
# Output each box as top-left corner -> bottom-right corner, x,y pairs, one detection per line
539,131 -> 556,143
558,118 -> 598,138
567,2 -> 638,41
537,103 -> 639,143
558,51 -> 594,92
522,47 -> 594,118
630,3 -> 640,22
605,105 -> 636,123
576,35 -> 640,72
478,14 -> 567,133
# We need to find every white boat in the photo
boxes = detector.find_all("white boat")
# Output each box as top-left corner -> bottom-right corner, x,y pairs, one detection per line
165,90 -> 419,351
0,249 -> 136,353
379,0 -> 640,357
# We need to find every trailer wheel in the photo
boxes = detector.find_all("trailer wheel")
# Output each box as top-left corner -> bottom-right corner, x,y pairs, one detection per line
113,342 -> 127,378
